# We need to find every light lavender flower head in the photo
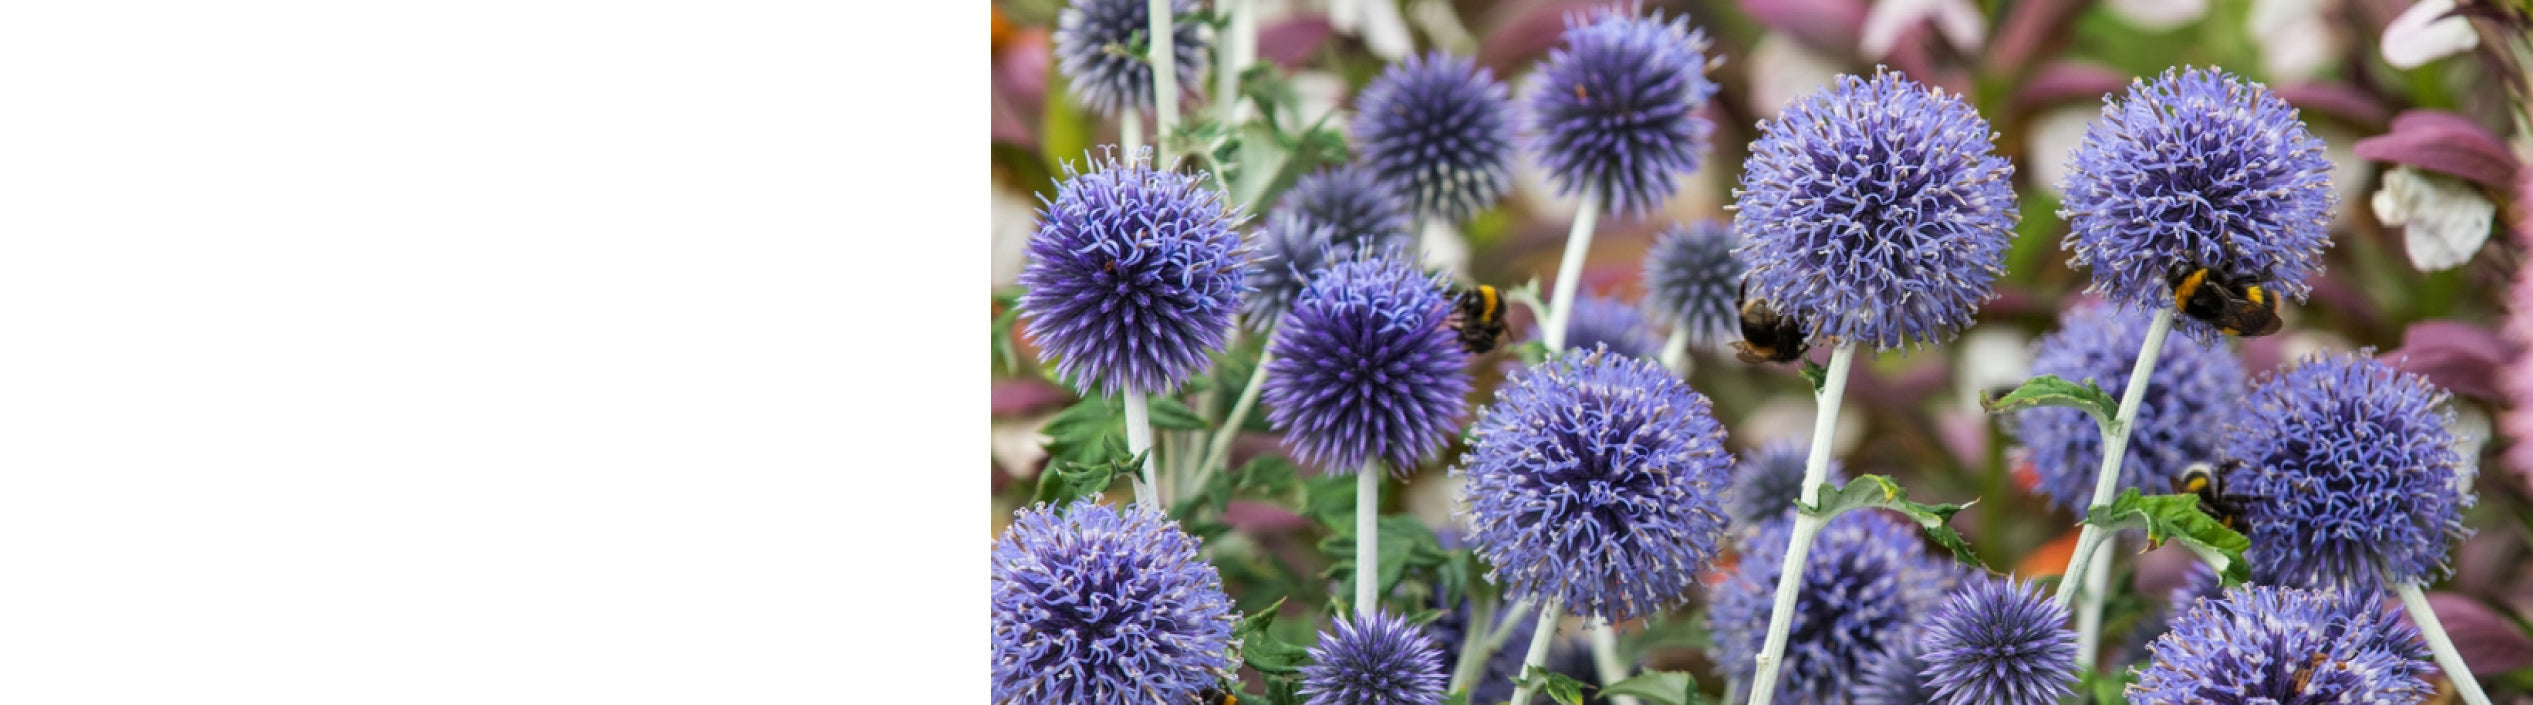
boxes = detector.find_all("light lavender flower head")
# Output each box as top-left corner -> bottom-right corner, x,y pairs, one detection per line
1710,510 -> 1954,703
990,499 -> 1239,704
1917,577 -> 2077,705
1643,219 -> 1744,349
1525,5 -> 1718,216
1279,165 -> 1415,254
1243,212 -> 1339,332
1525,294 -> 1663,361
1264,255 -> 1471,474
1052,0 -> 1208,117
1021,148 -> 1250,397
1299,610 -> 1448,705
1354,51 -> 1518,222
2130,585 -> 2434,704
2014,301 -> 2244,511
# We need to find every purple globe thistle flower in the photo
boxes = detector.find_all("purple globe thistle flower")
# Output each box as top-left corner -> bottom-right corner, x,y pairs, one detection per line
1710,510 -> 1952,704
1725,440 -> 1846,530
2059,67 -> 2335,337
1457,348 -> 1734,622
1052,0 -> 1208,117
1354,51 -> 1518,223
1264,256 -> 1471,473
1917,577 -> 2077,705
2131,585 -> 2434,704
1853,625 -> 1935,705
1280,165 -> 1415,253
1021,148 -> 1251,397
1243,212 -> 1339,332
990,499 -> 1240,704
1525,7 -> 1718,216
1643,219 -> 1744,349
1523,294 -> 1663,361
1300,610 -> 1448,705
2012,301 -> 2245,511
2223,351 -> 2475,592
1734,69 -> 2019,352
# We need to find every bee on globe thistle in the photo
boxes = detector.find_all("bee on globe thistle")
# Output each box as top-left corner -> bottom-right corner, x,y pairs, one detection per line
1447,284 -> 1511,354
2169,266 -> 2285,337
1731,281 -> 1808,365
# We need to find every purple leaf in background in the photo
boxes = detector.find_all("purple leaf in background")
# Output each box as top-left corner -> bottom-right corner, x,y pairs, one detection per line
2401,592 -> 2533,675
2355,110 -> 2521,190
2274,83 -> 2391,130
1739,0 -> 1867,50
2011,62 -> 2124,112
2390,320 -> 2514,401
1475,0 -> 1606,72
1257,16 -> 1334,69
991,377 -> 1071,417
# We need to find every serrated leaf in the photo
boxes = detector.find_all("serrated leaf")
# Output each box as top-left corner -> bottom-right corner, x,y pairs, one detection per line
1235,598 -> 1313,674
990,302 -> 1024,375
1620,611 -> 1713,655
1300,472 -> 1357,529
2082,489 -> 2252,584
1800,475 -> 1985,568
1320,514 -> 1441,605
1801,361 -> 1828,394
1147,396 -> 1210,431
1601,671 -> 1705,705
1235,455 -> 1299,493
1980,374 -> 2120,432
1522,667 -> 1591,705
1040,395 -> 1124,468
1031,451 -> 1137,507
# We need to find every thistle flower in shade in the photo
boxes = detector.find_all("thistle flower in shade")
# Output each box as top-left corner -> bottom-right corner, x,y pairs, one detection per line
1734,69 -> 2019,352
1526,7 -> 1718,215
1456,348 -> 1734,622
1300,610 -> 1448,705
1021,148 -> 1250,397
990,499 -> 1239,704
1643,219 -> 1744,349
1052,0 -> 1208,117
1710,510 -> 1952,704
1725,440 -> 1846,530
2118,561 -> 2226,671
2130,585 -> 2434,704
2058,67 -> 2335,339
1917,577 -> 2077,705
1525,294 -> 1663,360
2013,301 -> 2245,511
1854,626 -> 1936,705
1244,212 -> 1338,332
2222,351 -> 2474,592
1264,256 -> 1471,473
1354,51 -> 1518,222
1280,165 -> 1415,253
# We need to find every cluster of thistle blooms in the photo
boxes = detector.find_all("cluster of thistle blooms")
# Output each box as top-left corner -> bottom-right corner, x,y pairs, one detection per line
991,1 -> 2481,703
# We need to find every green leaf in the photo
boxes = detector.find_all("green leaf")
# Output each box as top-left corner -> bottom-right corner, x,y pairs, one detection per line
1522,667 -> 1591,705
1030,451 -> 1137,507
1980,374 -> 2120,432
1800,361 -> 1828,394
2082,489 -> 2252,584
1040,395 -> 1124,467
1319,513 -> 1445,606
990,291 -> 1025,375
1620,611 -> 1713,655
1513,339 -> 1552,366
1800,475 -> 1985,568
1147,396 -> 1210,431
1439,692 -> 1469,705
1235,598 -> 1314,675
1600,671 -> 1708,705
1299,472 -> 1357,529
1235,455 -> 1299,494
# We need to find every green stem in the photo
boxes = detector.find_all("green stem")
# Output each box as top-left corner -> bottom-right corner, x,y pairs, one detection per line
1505,601 -> 1566,705
1146,0 -> 1180,166
1659,319 -> 1692,376
1450,597 -> 1533,693
2073,534 -> 2114,671
1541,189 -> 1601,352
1742,343 -> 1857,705
1215,0 -> 1253,125
1122,388 -> 1159,507
2394,577 -> 2494,705
1193,347 -> 1272,491
2054,307 -> 2174,607
1589,620 -> 1644,705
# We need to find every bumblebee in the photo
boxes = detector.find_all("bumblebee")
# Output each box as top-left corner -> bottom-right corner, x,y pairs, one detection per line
1447,284 -> 1511,354
2176,460 -> 2245,530
1197,688 -> 1238,705
2170,267 -> 2283,337
1730,282 -> 1809,364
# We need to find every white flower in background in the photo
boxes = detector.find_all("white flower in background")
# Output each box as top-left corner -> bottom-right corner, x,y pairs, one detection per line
2026,107 -> 2098,197
1859,0 -> 1985,59
1288,70 -> 1348,126
2452,403 -> 2491,474
2251,0 -> 2340,80
2381,0 -> 2479,69
991,183 -> 1037,289
1326,0 -> 1412,60
1954,327 -> 2033,413
1744,34 -> 1843,118
2107,0 -> 2207,31
2375,165 -> 2496,272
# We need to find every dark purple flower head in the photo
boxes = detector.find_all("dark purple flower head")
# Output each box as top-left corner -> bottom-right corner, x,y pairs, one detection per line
1524,294 -> 1663,361
1244,211 -> 1339,332
2059,67 -> 2335,339
1052,0 -> 1208,117
1734,69 -> 2019,352
1354,51 -> 1518,222
1457,348 -> 1733,622
2013,301 -> 2245,511
1643,219 -> 1744,349
1854,625 -> 1935,705
1525,6 -> 1718,216
1265,256 -> 1471,473
1918,577 -> 2077,705
2223,350 -> 2475,592
990,499 -> 1239,704
1726,440 -> 1846,530
1711,510 -> 1954,704
2130,585 -> 2433,704
1022,148 -> 1251,397
1300,610 -> 1448,705
1280,165 -> 1415,253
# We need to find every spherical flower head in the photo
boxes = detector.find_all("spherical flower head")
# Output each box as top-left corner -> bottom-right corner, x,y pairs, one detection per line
1918,577 -> 2077,705
2013,301 -> 2245,511
1643,219 -> 1744,349
2130,585 -> 2433,704
1456,348 -> 1733,622
1854,626 -> 1935,705
1525,7 -> 1718,216
1354,51 -> 1518,222
990,499 -> 1239,704
1725,439 -> 1846,530
1525,294 -> 1663,361
2223,350 -> 2475,592
1244,212 -> 1339,332
1710,510 -> 1951,704
1265,256 -> 1472,473
1052,0 -> 1208,117
1280,165 -> 1415,254
2059,67 -> 2335,336
1734,69 -> 2019,352
1300,610 -> 1448,705
1021,148 -> 1251,397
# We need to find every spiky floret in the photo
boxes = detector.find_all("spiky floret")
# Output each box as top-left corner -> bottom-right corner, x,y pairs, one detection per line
1526,294 -> 1664,361
1725,440 -> 1846,531
990,500 -> 1240,704
1299,610 -> 1449,705
1244,211 -> 1339,332
2222,350 -> 2475,592
1051,0 -> 1209,117
1456,348 -> 1734,622
1021,148 -> 1251,396
1280,165 -> 1415,253
1264,255 -> 1471,474
1733,69 -> 2019,352
1854,625 -> 1936,705
2013,301 -> 2245,511
2129,585 -> 2433,704
2058,67 -> 2335,339
1353,51 -> 1519,222
1643,219 -> 1744,349
1709,510 -> 1954,704
1917,577 -> 2077,705
1524,6 -> 1718,215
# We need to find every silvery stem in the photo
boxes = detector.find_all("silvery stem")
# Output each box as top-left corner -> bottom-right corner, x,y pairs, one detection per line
1146,0 -> 1180,167
1541,189 -> 1601,352
1505,601 -> 1566,705
1742,343 -> 1856,705
1356,464 -> 1379,616
2394,577 -> 2493,705
2054,307 -> 2174,608
1122,389 -> 1159,507
1590,620 -> 1644,705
